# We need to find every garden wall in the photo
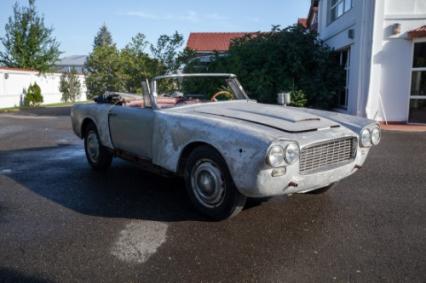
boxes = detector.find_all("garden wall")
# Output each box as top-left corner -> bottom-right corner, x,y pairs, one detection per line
0,67 -> 87,108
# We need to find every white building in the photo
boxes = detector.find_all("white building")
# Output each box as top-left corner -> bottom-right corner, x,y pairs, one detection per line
55,55 -> 87,74
308,0 -> 426,123
0,67 -> 87,108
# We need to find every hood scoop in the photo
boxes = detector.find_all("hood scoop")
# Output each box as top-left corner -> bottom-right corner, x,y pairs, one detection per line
194,105 -> 340,133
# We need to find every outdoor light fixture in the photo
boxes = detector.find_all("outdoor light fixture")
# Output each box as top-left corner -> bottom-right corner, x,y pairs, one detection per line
277,92 -> 291,106
392,23 -> 401,35
4,73 -> 9,79
348,29 -> 355,39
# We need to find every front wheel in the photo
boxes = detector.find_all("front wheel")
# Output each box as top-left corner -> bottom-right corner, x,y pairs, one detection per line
84,123 -> 113,171
184,146 -> 246,220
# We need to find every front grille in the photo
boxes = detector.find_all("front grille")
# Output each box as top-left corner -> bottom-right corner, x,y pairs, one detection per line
299,137 -> 357,174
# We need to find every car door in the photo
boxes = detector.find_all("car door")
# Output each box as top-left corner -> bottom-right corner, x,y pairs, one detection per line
108,106 -> 154,160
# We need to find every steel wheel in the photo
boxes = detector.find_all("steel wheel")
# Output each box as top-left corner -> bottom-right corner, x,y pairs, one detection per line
86,130 -> 100,163
184,145 -> 246,220
190,159 -> 226,208
84,122 -> 112,171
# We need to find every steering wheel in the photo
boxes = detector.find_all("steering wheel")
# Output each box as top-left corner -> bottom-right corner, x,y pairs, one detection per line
210,91 -> 233,102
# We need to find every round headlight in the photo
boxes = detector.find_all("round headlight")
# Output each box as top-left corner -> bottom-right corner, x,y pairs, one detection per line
267,145 -> 285,167
361,128 -> 371,147
284,143 -> 300,165
371,127 -> 381,145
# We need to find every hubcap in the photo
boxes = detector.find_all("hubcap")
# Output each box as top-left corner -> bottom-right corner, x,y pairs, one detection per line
191,159 -> 226,208
86,130 -> 100,163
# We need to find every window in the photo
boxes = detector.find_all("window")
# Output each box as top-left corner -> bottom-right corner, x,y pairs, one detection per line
329,0 -> 352,23
413,42 -> 426,68
409,42 -> 426,123
333,47 -> 351,108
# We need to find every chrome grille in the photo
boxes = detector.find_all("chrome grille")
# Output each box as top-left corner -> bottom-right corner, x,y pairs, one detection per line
299,137 -> 357,174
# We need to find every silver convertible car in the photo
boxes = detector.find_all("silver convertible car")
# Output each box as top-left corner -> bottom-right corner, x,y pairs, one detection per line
71,73 -> 380,220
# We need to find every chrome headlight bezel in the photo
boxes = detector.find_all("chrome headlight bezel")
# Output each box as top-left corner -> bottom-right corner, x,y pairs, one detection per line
266,142 -> 300,167
284,142 -> 300,165
360,128 -> 372,147
371,127 -> 381,145
266,145 -> 286,167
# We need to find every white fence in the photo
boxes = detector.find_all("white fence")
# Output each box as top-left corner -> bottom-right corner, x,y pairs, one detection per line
0,67 -> 87,108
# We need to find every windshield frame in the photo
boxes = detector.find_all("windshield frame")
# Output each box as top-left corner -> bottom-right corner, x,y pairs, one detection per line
149,73 -> 249,110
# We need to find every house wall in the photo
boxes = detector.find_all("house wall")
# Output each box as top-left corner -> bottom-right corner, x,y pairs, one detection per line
318,0 -> 426,122
0,69 -> 87,108
317,0 -> 375,117
366,0 -> 426,122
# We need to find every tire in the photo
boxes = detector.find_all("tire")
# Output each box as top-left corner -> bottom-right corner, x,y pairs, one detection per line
184,145 -> 246,220
84,122 -> 113,171
305,182 -> 338,194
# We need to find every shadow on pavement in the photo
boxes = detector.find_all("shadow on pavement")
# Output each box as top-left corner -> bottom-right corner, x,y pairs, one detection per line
0,267 -> 53,283
16,106 -> 71,116
0,144 -> 213,222
1,143 -> 330,224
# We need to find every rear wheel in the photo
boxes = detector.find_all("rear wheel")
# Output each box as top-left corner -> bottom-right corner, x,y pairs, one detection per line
84,123 -> 113,170
184,146 -> 246,220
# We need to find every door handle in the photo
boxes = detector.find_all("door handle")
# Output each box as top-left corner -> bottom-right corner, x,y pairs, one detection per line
109,113 -> 117,117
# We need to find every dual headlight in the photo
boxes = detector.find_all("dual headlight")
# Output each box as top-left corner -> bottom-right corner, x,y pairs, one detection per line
266,142 -> 299,167
360,126 -> 381,147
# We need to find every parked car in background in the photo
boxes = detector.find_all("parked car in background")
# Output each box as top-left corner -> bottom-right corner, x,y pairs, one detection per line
71,73 -> 380,220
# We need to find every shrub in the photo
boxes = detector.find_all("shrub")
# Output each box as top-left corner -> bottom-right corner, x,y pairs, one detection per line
60,67 -> 81,102
185,25 -> 345,109
23,82 -> 43,107
290,90 -> 307,107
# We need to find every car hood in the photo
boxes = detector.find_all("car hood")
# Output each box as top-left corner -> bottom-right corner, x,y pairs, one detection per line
176,101 -> 340,133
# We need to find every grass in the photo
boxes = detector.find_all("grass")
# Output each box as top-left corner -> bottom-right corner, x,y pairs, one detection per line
0,100 -> 91,113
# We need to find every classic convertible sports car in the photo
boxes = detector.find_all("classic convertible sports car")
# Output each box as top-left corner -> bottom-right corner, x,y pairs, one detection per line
71,73 -> 380,220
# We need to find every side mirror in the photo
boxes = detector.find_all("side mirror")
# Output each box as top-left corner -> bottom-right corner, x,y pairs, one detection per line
277,92 -> 291,106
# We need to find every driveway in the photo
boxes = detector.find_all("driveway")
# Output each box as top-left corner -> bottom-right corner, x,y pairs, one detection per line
0,109 -> 425,282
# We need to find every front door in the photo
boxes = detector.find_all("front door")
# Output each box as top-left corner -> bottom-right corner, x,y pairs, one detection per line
409,41 -> 426,123
108,106 -> 154,159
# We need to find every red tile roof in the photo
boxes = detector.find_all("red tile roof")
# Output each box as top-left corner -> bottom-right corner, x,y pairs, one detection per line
0,66 -> 36,72
408,25 -> 426,39
297,18 -> 308,28
186,32 -> 254,52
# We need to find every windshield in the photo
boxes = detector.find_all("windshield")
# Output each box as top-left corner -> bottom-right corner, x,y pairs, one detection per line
152,75 -> 248,109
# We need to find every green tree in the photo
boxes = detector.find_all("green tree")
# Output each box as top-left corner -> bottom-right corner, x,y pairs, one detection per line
150,31 -> 185,73
121,33 -> 164,93
85,45 -> 124,99
23,82 -> 43,106
93,24 -> 113,48
85,25 -> 124,99
186,26 -> 345,109
0,0 -> 61,72
59,67 -> 81,102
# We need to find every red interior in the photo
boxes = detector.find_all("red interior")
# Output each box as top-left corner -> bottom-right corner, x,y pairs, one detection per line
124,97 -> 202,109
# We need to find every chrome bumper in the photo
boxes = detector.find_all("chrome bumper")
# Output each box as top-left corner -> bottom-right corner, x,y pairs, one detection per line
237,146 -> 370,198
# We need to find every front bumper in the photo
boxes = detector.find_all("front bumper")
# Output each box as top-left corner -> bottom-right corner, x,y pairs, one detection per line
237,146 -> 370,198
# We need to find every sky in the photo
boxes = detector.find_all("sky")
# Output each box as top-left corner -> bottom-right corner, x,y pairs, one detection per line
0,0 -> 310,57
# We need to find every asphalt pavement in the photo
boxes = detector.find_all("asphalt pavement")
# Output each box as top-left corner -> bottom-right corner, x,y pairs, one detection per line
0,108 -> 425,282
